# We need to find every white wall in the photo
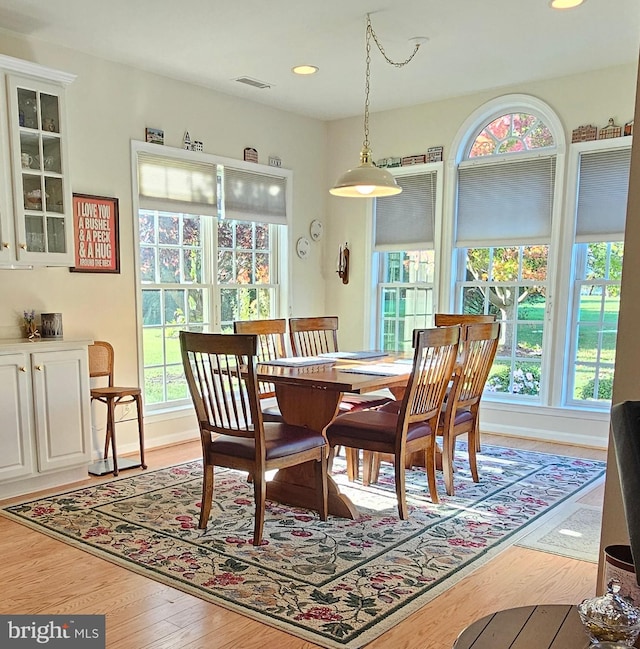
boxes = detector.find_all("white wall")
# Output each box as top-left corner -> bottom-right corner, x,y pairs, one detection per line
0,32 -> 330,454
598,55 -> 640,591
325,63 -> 639,447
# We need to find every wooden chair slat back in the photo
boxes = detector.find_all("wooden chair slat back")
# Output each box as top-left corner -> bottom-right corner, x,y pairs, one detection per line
455,322 -> 501,407
234,318 -> 287,359
434,313 -> 496,327
180,332 -> 262,442
233,319 -> 287,398
88,341 -> 114,386
289,316 -> 339,357
403,326 -> 460,424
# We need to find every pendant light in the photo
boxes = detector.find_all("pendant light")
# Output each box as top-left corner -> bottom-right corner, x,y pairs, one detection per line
330,15 -> 422,198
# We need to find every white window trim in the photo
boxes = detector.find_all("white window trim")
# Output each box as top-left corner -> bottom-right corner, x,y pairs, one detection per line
364,161 -> 444,349
446,94 -> 566,407
556,137 -> 632,408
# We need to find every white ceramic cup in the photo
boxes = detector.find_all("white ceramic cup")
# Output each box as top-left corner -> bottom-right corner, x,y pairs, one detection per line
21,152 -> 33,168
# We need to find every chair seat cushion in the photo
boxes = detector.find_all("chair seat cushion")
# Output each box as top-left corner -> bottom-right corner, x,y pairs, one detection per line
378,400 -> 401,414
326,409 -> 434,447
339,393 -> 393,412
211,423 -> 325,460
453,408 -> 474,426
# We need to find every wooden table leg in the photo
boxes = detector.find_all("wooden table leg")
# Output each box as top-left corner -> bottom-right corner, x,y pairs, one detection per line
266,462 -> 360,519
270,384 -> 360,519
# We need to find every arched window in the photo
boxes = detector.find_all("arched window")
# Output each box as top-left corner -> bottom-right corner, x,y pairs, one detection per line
452,96 -> 563,404
468,112 -> 555,158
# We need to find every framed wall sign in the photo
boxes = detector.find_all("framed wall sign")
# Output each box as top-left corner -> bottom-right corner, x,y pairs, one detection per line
71,193 -> 120,273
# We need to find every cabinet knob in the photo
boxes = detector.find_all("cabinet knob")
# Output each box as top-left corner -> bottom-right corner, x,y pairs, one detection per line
34,365 -> 43,371
19,243 -> 27,250
2,242 -> 8,249
19,366 -> 26,372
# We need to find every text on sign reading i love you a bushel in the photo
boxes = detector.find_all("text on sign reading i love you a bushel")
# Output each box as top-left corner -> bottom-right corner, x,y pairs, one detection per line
75,199 -> 112,265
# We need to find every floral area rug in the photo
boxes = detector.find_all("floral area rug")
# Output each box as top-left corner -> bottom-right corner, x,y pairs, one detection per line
1,444 -> 605,649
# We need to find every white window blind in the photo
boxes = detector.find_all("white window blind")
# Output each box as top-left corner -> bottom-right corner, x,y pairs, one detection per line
576,148 -> 632,242
456,155 -> 556,247
374,171 -> 437,250
137,152 -> 217,216
223,167 -> 288,225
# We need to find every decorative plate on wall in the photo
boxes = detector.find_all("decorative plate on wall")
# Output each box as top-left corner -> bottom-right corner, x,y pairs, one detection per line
296,236 -> 310,259
310,219 -> 323,241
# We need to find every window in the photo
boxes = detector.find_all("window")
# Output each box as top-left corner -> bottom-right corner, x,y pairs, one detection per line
565,145 -> 631,406
455,108 -> 557,402
218,219 -> 278,332
139,209 -> 210,407
569,242 -> 623,404
378,251 -> 435,352
468,112 -> 554,158
134,144 -> 289,410
373,165 -> 441,352
458,245 -> 548,397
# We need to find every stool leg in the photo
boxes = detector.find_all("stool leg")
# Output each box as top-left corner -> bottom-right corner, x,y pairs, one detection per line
135,394 -> 147,470
107,398 -> 118,476
103,427 -> 111,461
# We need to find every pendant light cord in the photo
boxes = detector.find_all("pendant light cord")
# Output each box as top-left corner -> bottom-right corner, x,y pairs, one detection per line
363,14 -> 421,151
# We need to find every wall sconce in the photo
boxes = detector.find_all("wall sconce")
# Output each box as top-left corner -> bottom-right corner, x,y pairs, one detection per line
337,243 -> 350,285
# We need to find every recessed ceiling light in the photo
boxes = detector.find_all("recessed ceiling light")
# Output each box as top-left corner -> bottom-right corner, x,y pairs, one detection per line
292,65 -> 319,76
549,0 -> 585,9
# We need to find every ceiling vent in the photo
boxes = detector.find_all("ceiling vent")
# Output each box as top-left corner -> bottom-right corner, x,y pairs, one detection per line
235,76 -> 272,89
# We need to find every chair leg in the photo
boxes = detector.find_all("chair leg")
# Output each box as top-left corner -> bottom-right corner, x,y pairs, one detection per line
327,446 -> 336,473
103,429 -> 111,461
346,448 -> 359,481
199,464 -> 214,529
443,432 -> 456,496
107,398 -> 118,476
394,454 -> 409,520
362,451 -> 379,486
134,394 -> 147,470
425,439 -> 439,504
366,451 -> 382,485
315,454 -> 328,521
469,429 -> 479,483
252,470 -> 267,546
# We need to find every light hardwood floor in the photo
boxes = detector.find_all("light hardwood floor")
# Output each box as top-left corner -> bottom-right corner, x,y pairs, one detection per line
0,433 -> 606,649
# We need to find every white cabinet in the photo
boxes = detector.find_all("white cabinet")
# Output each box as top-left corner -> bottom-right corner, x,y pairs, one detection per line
0,340 -> 92,499
0,54 -> 75,267
0,353 -> 33,481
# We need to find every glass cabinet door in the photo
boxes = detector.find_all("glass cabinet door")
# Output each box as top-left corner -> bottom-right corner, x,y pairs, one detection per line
8,76 -> 72,264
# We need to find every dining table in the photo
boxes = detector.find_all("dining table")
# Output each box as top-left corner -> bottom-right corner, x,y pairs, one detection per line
452,604 -> 640,649
256,355 -> 412,519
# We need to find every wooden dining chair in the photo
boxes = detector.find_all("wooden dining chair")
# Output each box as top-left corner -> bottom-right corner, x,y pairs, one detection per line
289,315 -> 393,480
325,326 -> 460,518
435,312 -> 497,452
289,316 -> 339,356
180,331 -> 328,546
364,320 -> 501,486
438,322 -> 500,495
88,341 -> 146,476
233,318 -> 287,422
288,315 -> 391,411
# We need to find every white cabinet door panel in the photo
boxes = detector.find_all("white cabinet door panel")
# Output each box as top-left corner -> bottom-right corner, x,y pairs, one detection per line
31,348 -> 90,472
0,353 -> 33,479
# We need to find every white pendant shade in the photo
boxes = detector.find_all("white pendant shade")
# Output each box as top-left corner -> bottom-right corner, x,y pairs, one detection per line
330,148 -> 402,197
330,15 -> 419,199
